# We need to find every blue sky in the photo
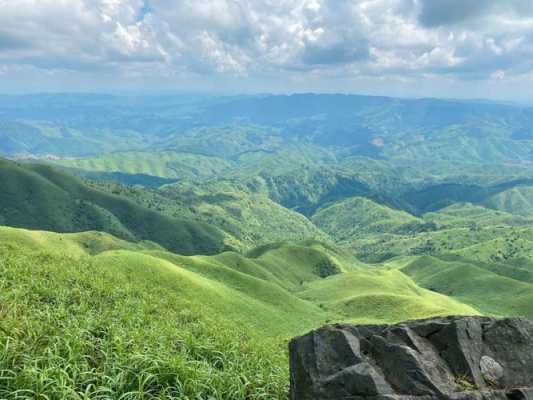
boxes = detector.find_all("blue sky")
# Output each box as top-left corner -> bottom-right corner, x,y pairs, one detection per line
1,0 -> 533,100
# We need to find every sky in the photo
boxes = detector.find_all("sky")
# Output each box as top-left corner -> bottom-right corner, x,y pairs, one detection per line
2,0 -> 533,100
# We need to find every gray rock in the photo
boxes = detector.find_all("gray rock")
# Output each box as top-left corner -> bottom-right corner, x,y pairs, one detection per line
289,316 -> 533,400
480,356 -> 504,384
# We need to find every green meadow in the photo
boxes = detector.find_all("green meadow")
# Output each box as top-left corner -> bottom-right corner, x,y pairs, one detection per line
2,224 -> 531,399
0,228 -> 317,399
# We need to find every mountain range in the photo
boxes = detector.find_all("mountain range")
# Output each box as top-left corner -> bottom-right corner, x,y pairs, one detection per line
2,93 -> 533,398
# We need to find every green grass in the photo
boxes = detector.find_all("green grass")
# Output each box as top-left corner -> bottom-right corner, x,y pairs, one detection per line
0,226 -> 487,398
0,230 -> 335,398
402,256 -> 533,318
88,179 -> 331,251
483,186 -> 533,216
0,226 -> 162,257
299,270 -> 478,324
0,160 -> 230,255
1,228 -> 336,334
423,202 -> 532,228
312,196 -> 434,241
92,250 -> 329,336
0,248 -> 289,399
54,151 -> 234,181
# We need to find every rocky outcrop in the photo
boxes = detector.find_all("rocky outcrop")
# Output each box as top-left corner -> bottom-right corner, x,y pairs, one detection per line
289,316 -> 533,400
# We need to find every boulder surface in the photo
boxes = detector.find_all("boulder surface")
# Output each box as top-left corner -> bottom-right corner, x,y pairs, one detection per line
289,316 -> 533,400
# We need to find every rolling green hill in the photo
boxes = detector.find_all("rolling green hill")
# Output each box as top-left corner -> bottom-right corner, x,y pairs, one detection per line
75,162 -> 533,264
347,225 -> 533,262
309,189 -> 533,263
299,269 -> 477,324
0,226 -> 484,399
312,196 -> 435,241
401,256 -> 533,318
241,167 -> 379,216
400,179 -> 533,215
4,93 -> 533,399
87,178 -> 332,251
0,227 -> 339,334
449,232 -> 533,263
158,181 -> 332,249
0,119 -> 149,157
53,150 -> 234,181
483,185 -> 533,216
0,160 -> 230,255
0,225 -> 163,256
0,234 -> 294,398
423,202 -> 532,228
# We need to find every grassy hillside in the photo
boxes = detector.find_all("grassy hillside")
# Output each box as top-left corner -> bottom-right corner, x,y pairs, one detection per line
0,226 -> 487,398
0,225 -> 163,256
0,160 -> 230,255
299,269 -> 477,324
423,202 -> 532,228
483,186 -> 533,216
401,256 -> 533,318
0,243 -> 291,398
54,151 -> 234,181
88,179 -> 331,251
312,196 -> 435,241
0,227 -> 337,334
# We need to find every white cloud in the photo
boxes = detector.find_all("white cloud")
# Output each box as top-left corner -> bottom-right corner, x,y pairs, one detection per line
1,0 -> 533,97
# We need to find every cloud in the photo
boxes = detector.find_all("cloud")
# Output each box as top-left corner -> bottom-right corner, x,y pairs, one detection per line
300,35 -> 369,66
0,29 -> 34,51
0,0 -> 163,71
142,0 -> 370,72
417,0 -> 493,27
296,1 -> 370,66
1,0 -> 533,97
417,0 -> 533,27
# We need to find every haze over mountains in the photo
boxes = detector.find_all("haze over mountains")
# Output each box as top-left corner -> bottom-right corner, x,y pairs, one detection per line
2,93 -> 533,398
4,94 -> 533,170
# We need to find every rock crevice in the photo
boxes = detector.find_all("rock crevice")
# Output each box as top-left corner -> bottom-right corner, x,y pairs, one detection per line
289,316 -> 533,400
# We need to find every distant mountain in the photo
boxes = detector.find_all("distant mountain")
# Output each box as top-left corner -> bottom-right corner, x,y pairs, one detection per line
2,93 -> 533,182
